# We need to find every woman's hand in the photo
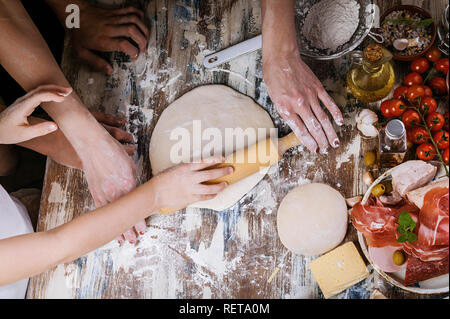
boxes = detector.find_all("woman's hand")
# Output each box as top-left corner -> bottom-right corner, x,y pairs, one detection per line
0,85 -> 72,144
261,0 -> 344,154
263,50 -> 344,153
150,157 -> 233,211
69,4 -> 149,74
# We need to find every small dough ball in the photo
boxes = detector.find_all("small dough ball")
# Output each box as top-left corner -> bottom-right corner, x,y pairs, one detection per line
277,183 -> 347,255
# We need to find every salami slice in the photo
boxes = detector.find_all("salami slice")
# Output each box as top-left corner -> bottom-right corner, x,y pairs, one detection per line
404,255 -> 449,286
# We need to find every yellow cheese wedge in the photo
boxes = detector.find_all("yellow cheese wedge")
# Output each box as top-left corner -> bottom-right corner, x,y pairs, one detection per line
308,242 -> 369,299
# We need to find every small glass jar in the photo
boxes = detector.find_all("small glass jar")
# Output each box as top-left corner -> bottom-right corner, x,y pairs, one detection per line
378,119 -> 407,168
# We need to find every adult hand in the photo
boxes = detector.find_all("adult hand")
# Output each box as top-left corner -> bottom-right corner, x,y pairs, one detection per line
263,50 -> 344,154
20,110 -> 135,170
150,157 -> 232,211
70,4 -> 150,74
0,85 -> 72,144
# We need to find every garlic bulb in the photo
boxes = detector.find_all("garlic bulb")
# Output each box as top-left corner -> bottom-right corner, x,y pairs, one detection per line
356,109 -> 379,137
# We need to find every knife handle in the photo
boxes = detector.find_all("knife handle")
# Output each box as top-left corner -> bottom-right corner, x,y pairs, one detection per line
203,35 -> 262,68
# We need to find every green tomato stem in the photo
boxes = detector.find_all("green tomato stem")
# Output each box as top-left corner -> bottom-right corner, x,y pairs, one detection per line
410,105 -> 449,177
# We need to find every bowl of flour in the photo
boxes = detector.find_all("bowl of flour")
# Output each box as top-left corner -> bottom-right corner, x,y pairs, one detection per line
295,0 -> 375,60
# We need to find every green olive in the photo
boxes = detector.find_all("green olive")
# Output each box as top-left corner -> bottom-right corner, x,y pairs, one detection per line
364,151 -> 376,167
371,184 -> 386,197
382,181 -> 393,194
393,250 -> 405,266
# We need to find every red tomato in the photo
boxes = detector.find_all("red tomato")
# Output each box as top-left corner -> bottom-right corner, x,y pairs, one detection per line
425,47 -> 442,63
422,85 -> 433,97
426,112 -> 445,131
435,58 -> 449,75
444,112 -> 449,131
393,86 -> 409,100
433,130 -> 450,149
429,77 -> 448,95
407,85 -> 425,100
404,72 -> 423,87
380,99 -> 393,118
389,99 -> 407,117
416,143 -> 437,161
420,97 -> 438,114
411,127 -> 430,144
442,148 -> 449,164
411,57 -> 430,74
402,110 -> 421,128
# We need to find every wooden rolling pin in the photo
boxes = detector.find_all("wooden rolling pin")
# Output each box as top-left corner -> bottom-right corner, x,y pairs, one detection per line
159,132 -> 301,215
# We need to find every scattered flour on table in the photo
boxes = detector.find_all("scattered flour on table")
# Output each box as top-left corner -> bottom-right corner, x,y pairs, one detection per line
181,208 -> 203,232
303,0 -> 360,51
47,182 -> 66,204
335,134 -> 361,169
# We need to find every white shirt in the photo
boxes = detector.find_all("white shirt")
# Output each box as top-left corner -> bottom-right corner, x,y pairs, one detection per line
0,185 -> 34,299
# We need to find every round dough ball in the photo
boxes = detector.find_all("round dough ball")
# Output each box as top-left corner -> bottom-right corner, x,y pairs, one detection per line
277,183 -> 347,255
149,85 -> 274,211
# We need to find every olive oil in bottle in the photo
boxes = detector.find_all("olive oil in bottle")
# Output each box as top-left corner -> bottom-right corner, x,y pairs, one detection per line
347,44 -> 395,103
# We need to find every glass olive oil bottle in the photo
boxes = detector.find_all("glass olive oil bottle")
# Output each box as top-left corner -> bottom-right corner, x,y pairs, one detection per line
347,44 -> 395,103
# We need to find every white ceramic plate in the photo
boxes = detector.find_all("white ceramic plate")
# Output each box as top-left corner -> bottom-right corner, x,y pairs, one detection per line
357,164 -> 449,294
358,232 -> 449,294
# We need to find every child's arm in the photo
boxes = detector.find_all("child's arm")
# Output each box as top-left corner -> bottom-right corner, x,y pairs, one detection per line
0,94 -> 133,170
0,158 -> 231,286
0,0 -> 137,211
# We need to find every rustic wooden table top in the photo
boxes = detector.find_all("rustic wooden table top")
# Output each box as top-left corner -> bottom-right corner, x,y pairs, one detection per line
27,0 -> 448,299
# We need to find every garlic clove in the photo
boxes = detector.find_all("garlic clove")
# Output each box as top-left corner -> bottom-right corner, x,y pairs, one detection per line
363,171 -> 374,186
356,109 -> 379,137
357,123 -> 379,137
356,109 -> 378,125
346,195 -> 363,207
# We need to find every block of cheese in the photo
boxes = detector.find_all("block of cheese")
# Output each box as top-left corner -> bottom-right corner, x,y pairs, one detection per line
308,242 -> 369,298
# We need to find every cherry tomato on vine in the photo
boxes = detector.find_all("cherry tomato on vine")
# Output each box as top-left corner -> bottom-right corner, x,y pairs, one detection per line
381,99 -> 393,118
404,72 -> 423,86
393,86 -> 408,100
444,112 -> 449,131
389,99 -> 407,117
416,143 -> 436,161
411,57 -> 430,74
402,110 -> 421,128
407,85 -> 425,100
435,58 -> 449,75
422,85 -> 433,97
429,77 -> 448,95
419,97 -> 438,114
426,112 -> 445,131
433,130 -> 450,150
425,47 -> 442,63
443,148 -> 449,164
411,127 -> 430,144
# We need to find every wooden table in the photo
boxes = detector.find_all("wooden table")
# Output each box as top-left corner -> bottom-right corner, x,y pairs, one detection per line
27,0 -> 448,299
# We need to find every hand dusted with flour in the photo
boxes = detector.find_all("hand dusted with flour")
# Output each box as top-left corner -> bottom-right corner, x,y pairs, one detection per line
261,0 -> 344,154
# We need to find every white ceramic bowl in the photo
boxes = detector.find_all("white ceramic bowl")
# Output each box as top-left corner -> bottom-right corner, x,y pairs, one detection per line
295,0 -> 376,60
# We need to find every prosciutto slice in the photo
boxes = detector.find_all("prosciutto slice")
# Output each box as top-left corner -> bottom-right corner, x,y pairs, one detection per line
418,187 -> 449,247
352,187 -> 449,263
402,187 -> 449,262
351,198 -> 419,248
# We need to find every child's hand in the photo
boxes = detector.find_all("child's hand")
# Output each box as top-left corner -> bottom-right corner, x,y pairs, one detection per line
150,157 -> 233,212
0,85 -> 72,144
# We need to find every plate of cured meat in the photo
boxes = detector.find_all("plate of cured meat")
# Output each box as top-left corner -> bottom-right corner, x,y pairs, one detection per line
351,160 -> 449,294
